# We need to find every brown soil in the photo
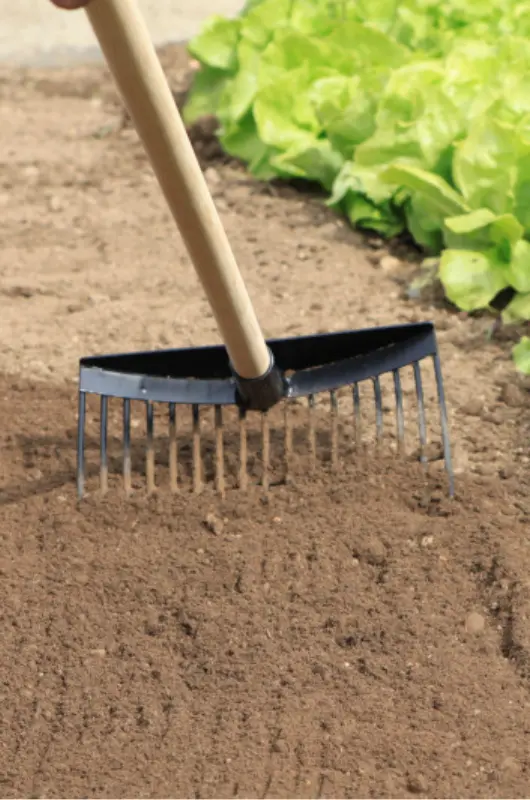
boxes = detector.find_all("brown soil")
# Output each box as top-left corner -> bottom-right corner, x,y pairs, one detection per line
1,45 -> 529,799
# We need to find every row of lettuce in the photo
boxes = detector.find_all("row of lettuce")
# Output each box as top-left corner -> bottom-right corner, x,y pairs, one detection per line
183,0 -> 530,372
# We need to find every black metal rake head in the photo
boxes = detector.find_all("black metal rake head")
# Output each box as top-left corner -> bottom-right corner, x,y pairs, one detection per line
55,0 -> 454,504
76,321 -> 454,499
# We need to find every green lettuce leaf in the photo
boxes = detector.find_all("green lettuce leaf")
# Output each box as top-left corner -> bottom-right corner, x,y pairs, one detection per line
271,140 -> 344,189
502,292 -> 530,324
343,194 -> 405,237
443,210 -> 523,260
309,75 -> 378,158
239,0 -> 293,49
182,67 -> 231,125
439,248 -> 508,310
219,111 -> 277,177
405,195 -> 444,251
329,162 -> 396,206
253,63 -> 326,150
216,41 -> 262,124
380,164 -> 468,216
513,336 -> 530,374
502,239 -> 530,292
188,16 -> 241,72
452,114 -> 530,214
329,162 -> 404,236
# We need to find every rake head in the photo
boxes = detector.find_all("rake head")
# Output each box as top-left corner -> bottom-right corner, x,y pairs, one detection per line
76,322 -> 454,499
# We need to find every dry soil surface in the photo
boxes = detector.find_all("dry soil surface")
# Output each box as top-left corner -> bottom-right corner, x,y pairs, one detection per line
0,45 -> 529,799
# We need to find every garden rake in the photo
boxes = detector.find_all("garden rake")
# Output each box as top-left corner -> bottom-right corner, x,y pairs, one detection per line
53,0 -> 455,499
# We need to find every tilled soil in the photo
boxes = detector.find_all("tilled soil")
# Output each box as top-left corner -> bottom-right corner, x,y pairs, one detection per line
0,45 -> 529,799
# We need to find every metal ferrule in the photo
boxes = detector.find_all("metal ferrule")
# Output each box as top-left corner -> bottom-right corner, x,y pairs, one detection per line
232,349 -> 286,412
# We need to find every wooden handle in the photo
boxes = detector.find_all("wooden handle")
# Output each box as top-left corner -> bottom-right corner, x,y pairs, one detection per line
82,0 -> 271,380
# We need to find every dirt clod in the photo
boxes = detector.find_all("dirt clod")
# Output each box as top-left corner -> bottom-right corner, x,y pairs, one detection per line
407,774 -> 429,794
501,756 -> 521,775
357,536 -> 387,566
500,383 -> 526,408
465,611 -> 486,634
461,397 -> 484,417
379,254 -> 403,272
203,512 -> 224,535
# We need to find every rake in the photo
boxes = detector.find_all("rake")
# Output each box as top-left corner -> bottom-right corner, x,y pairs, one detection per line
52,0 -> 454,499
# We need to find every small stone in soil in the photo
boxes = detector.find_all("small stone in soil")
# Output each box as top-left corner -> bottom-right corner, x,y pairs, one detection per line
318,222 -> 339,238
407,774 -> 428,794
358,537 -> 387,566
500,756 -> 521,775
204,166 -> 221,186
48,195 -> 63,212
411,442 -> 443,463
460,397 -> 484,417
452,442 -> 469,475
465,611 -> 485,634
379,254 -> 402,272
500,383 -> 526,408
473,462 -> 498,477
366,249 -> 385,265
203,513 -> 223,535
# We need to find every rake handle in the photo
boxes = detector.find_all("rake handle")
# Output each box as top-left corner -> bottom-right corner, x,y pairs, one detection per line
52,0 -> 271,382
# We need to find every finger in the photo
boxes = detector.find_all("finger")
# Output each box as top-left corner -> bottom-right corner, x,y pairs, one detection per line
49,0 -> 92,8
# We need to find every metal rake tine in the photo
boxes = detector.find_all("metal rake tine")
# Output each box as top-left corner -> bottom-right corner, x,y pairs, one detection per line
353,383 -> 362,450
373,376 -> 383,445
239,407 -> 248,490
168,403 -> 178,492
433,353 -> 455,497
392,370 -> 405,454
284,401 -> 292,483
413,362 -> 427,464
123,399 -> 132,495
100,395 -> 109,494
215,405 -> 225,498
192,404 -> 202,494
308,394 -> 316,471
330,390 -> 339,468
262,411 -> 270,493
146,400 -> 155,494
76,391 -> 86,499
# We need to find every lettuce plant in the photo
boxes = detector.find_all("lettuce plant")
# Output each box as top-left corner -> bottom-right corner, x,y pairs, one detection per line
184,0 -> 530,373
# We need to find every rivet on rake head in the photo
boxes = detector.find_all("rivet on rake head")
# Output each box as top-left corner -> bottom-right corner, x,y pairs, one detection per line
308,394 -> 316,471
192,404 -> 202,494
168,403 -> 178,493
145,400 -> 155,494
373,376 -> 383,445
76,390 -> 86,500
261,411 -> 270,493
100,395 -> 109,495
353,383 -> 362,450
214,405 -> 225,498
239,407 -> 248,491
433,353 -> 455,497
330,390 -> 339,468
392,370 -> 405,454
413,362 -> 427,464
123,398 -> 132,495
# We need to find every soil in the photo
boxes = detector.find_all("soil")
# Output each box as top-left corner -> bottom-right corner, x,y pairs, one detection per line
1,45 -> 529,799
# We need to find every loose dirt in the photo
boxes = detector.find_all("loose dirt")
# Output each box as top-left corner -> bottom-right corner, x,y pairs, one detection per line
0,45 -> 529,798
